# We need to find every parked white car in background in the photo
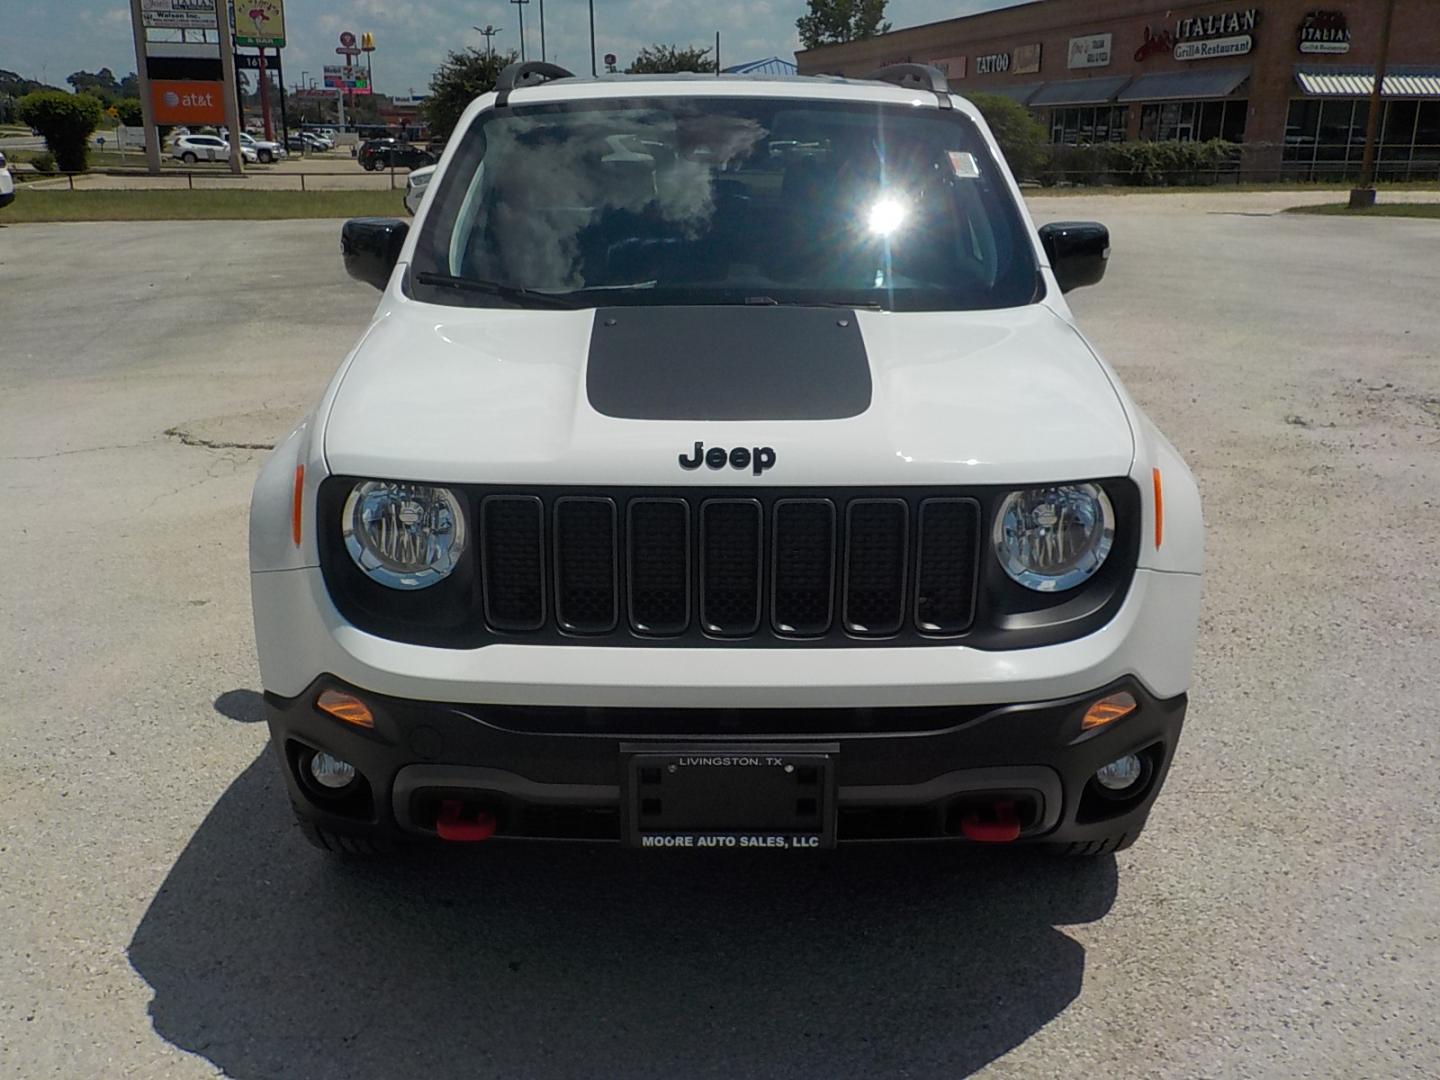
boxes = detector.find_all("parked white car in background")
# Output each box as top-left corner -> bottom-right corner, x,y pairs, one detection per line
403,163 -> 435,215
0,151 -> 14,210
171,134 -> 257,165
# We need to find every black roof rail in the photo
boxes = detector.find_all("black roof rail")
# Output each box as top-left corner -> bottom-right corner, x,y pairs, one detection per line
494,61 -> 576,106
862,63 -> 952,109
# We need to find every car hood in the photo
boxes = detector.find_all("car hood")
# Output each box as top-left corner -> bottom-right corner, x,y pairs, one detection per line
322,295 -> 1134,486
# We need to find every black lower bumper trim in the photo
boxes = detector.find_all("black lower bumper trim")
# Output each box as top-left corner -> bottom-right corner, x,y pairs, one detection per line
265,677 -> 1186,847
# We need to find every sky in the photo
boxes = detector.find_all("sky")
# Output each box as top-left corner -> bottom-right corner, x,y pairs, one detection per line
1,0 -> 1023,99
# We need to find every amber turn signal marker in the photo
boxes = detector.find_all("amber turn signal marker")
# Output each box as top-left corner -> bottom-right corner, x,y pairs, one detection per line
316,689 -> 375,729
291,464 -> 305,548
1152,467 -> 1164,550
1083,691 -> 1137,731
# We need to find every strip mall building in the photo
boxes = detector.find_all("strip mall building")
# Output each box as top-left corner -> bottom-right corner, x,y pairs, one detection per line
796,0 -> 1440,179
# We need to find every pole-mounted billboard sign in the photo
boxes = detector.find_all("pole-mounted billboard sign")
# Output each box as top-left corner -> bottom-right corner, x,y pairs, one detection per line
233,0 -> 286,48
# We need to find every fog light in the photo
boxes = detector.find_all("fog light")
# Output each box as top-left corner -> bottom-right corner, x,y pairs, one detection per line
1095,754 -> 1144,792
309,751 -> 357,790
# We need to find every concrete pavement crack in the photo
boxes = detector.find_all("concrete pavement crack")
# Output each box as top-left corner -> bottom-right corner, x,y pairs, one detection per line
163,427 -> 275,452
1,439 -> 160,461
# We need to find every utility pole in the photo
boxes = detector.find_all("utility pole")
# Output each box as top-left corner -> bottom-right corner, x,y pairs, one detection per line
216,0 -> 244,174
510,0 -> 530,62
127,0 -> 162,175
588,0 -> 597,76
538,0 -> 546,62
474,25 -> 500,58
1350,0 -> 1395,209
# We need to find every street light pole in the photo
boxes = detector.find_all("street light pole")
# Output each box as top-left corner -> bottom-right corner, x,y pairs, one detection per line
539,0 -> 546,62
510,0 -> 530,62
589,0 -> 596,76
473,25 -> 500,58
1350,0 -> 1396,209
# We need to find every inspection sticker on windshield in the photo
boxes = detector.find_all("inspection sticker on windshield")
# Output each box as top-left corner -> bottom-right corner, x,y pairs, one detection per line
948,151 -> 980,178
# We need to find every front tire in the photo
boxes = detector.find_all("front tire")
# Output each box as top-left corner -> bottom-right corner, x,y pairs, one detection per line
259,149 -> 273,163
1045,827 -> 1142,857
296,814 -> 397,858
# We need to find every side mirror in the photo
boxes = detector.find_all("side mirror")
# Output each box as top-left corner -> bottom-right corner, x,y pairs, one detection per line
341,217 -> 409,290
1038,221 -> 1109,293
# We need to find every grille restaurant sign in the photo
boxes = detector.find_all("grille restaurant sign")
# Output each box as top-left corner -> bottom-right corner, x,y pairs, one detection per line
1068,33 -> 1113,69
1297,11 -> 1350,54
1172,7 -> 1258,60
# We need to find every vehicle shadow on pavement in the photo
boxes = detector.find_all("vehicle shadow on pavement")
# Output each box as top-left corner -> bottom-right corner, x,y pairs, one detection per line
129,745 -> 1117,1080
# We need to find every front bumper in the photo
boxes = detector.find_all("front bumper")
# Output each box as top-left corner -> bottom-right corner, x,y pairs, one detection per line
267,676 -> 1186,847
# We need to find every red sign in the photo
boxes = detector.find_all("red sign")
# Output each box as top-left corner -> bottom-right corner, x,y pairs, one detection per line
150,79 -> 225,124
1134,25 -> 1175,62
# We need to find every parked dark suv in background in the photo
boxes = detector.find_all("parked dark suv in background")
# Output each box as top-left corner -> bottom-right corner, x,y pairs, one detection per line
358,138 -> 434,171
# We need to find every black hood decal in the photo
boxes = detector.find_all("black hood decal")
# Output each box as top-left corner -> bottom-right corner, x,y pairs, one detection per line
586,306 -> 872,421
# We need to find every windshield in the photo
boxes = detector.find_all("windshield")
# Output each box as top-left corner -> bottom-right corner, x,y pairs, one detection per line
410,95 -> 1040,311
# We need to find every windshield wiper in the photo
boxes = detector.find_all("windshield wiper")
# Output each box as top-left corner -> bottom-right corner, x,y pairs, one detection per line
742,296 -> 886,311
414,271 -> 580,309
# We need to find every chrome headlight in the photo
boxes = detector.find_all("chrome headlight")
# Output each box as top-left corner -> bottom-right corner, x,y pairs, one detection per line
993,483 -> 1114,592
342,481 -> 467,589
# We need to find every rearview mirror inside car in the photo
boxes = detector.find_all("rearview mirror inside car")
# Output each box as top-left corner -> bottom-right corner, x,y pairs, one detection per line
341,218 -> 409,291
1038,222 -> 1109,293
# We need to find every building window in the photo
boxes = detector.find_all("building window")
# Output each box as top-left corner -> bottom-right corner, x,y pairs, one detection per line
1283,98 -> 1440,179
1049,105 -> 1128,144
1138,100 -> 1247,142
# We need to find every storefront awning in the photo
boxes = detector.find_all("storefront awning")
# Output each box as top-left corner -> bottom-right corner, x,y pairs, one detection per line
1028,76 -> 1132,107
1295,66 -> 1440,98
1117,67 -> 1249,102
977,82 -> 1043,106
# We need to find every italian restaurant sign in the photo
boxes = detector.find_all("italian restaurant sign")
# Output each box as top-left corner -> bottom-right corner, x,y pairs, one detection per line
1297,11 -> 1350,54
1173,7 -> 1258,60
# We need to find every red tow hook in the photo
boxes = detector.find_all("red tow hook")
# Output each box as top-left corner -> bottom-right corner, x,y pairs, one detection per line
959,800 -> 1022,843
435,800 -> 497,842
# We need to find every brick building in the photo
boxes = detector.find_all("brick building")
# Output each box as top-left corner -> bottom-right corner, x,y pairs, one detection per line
796,0 -> 1440,179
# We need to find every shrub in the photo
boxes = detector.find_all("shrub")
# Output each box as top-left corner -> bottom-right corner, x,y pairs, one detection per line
16,90 -> 104,172
1042,143 -> 1118,186
1110,139 -> 1237,186
967,92 -> 1049,182
31,150 -> 56,173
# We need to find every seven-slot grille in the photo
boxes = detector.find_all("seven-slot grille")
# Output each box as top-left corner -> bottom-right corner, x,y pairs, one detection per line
477,492 -> 980,641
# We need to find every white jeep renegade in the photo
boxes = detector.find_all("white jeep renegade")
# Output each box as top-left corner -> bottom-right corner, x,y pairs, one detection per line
250,63 -> 1203,856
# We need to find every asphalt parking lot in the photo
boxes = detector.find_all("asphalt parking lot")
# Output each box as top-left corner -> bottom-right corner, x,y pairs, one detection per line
1,194 -> 1438,1079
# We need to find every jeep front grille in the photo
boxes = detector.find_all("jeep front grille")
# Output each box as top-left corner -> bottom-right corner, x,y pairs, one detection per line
475,490 -> 980,642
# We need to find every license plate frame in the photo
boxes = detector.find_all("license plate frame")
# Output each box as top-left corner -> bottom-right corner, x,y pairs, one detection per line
622,743 -> 838,850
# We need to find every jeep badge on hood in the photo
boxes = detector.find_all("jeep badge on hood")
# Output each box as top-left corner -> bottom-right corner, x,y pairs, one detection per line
678,442 -> 777,475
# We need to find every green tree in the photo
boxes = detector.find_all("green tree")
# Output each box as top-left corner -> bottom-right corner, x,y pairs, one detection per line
16,90 -> 105,171
423,47 -> 518,141
114,98 -> 144,126
626,44 -> 715,74
967,92 -> 1048,182
796,0 -> 891,50
66,68 -> 122,104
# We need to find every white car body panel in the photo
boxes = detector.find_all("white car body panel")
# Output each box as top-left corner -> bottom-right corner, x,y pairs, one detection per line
320,302 -> 1134,488
251,563 -> 1199,706
404,164 -> 435,215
